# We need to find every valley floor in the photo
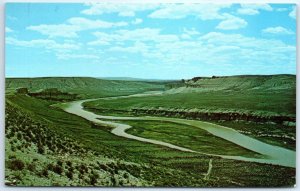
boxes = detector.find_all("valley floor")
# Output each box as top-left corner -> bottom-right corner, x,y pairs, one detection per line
5,93 -> 296,187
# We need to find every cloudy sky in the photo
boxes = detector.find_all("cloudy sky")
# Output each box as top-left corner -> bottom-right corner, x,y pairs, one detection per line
5,3 -> 296,79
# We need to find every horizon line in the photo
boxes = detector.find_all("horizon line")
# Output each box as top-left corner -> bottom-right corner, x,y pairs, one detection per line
5,74 -> 296,80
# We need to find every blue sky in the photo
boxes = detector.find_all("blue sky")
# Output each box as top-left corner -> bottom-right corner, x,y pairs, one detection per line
5,3 -> 296,79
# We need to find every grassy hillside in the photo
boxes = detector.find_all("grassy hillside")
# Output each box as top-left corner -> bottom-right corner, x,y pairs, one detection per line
5,75 -> 296,186
84,75 -> 296,149
85,75 -> 296,117
6,77 -> 165,98
5,94 -> 295,187
181,74 -> 295,91
5,101 -> 150,186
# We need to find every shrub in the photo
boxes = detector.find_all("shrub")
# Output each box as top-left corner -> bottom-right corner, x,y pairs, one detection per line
27,163 -> 36,172
40,169 -> 49,177
79,164 -> 88,174
66,171 -> 73,180
66,161 -> 72,167
16,132 -> 22,140
8,155 -> 16,159
123,173 -> 129,179
90,174 -> 98,185
47,163 -> 55,171
8,159 -> 25,171
53,165 -> 63,175
57,160 -> 63,166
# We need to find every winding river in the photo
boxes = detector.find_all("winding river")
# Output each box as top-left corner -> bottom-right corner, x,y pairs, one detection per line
56,92 -> 296,168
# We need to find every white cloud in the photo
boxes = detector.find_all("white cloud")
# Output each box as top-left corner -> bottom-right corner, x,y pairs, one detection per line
148,4 -> 230,20
241,4 -> 273,11
289,6 -> 296,19
132,18 -> 143,25
6,37 -> 80,56
237,4 -> 273,15
27,24 -> 78,38
262,26 -> 294,35
199,32 -> 294,52
90,28 -> 179,45
183,28 -> 200,36
5,37 -> 103,61
180,34 -> 191,40
7,15 -> 17,21
6,37 -> 79,50
68,17 -> 127,28
216,14 -> 247,30
109,41 -> 149,54
81,3 -> 159,16
88,40 -> 110,46
180,28 -> 200,39
276,8 -> 288,12
237,8 -> 259,15
27,17 -> 127,38
57,53 -> 100,60
6,27 -> 13,33
87,26 -> 294,74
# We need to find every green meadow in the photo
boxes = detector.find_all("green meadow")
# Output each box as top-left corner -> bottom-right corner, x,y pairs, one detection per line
5,75 -> 296,187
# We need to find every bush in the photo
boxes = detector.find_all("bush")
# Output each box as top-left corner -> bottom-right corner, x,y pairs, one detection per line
47,163 -> 55,171
8,159 -> 25,171
57,160 -> 63,166
53,165 -> 63,175
40,169 -> 48,177
8,155 -> 16,159
37,145 -> 45,154
66,161 -> 72,167
79,164 -> 88,174
90,171 -> 99,185
66,171 -> 73,180
123,173 -> 129,179
90,174 -> 98,185
16,132 -> 22,140
27,163 -> 36,172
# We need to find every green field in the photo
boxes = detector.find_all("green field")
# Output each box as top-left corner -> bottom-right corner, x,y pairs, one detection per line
6,77 -> 166,98
5,76 -> 296,187
83,75 -> 296,150
122,120 -> 262,157
84,76 -> 296,116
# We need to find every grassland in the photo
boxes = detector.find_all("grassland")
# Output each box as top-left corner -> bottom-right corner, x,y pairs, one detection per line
5,100 -> 151,186
6,77 -> 166,98
84,75 -> 296,150
84,84 -> 295,116
120,120 -> 262,157
5,94 -> 295,187
5,75 -> 296,187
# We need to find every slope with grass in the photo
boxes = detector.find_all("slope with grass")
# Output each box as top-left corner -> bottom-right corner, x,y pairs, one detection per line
5,101 -> 151,186
5,75 -> 296,186
5,94 -> 296,187
85,75 -> 295,116
6,77 -> 165,98
83,75 -> 296,149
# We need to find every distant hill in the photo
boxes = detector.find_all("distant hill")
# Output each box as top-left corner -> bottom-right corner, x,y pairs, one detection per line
5,77 -> 165,98
167,74 -> 296,93
98,77 -> 174,82
6,75 -> 296,98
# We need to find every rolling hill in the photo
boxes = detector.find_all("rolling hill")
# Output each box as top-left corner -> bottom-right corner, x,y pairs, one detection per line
6,77 -> 166,98
167,74 -> 296,93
